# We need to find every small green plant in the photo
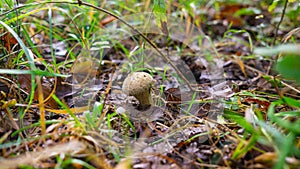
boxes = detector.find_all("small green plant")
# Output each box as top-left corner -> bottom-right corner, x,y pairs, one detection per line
261,97 -> 300,169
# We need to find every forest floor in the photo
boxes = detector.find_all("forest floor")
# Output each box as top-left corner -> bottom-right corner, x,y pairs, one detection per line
0,1 -> 300,169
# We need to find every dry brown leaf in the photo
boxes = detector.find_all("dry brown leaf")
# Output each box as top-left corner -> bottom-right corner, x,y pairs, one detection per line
0,140 -> 86,169
100,16 -> 116,27
215,4 -> 246,27
1,32 -> 18,52
17,71 -> 58,109
254,152 -> 277,166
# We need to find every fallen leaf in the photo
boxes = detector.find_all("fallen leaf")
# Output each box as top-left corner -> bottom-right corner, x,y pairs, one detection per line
254,152 -> 277,166
100,16 -> 116,27
1,32 -> 18,52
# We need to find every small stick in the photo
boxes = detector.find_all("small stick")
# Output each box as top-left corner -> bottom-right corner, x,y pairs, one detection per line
273,0 -> 288,46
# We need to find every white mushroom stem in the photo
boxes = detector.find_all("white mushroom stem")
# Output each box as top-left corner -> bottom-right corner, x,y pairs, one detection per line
134,88 -> 152,107
122,72 -> 155,109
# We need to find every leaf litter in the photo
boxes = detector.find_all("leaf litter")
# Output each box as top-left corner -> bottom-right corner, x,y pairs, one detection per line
0,1 -> 300,169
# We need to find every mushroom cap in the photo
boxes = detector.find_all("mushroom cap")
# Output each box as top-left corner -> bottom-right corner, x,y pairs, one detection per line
122,72 -> 154,96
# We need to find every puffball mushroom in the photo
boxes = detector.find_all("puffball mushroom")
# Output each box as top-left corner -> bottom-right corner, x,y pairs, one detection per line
122,72 -> 155,109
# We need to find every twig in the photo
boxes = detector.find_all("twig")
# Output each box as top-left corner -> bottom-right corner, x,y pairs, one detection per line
95,65 -> 116,128
273,0 -> 288,46
281,81 -> 300,94
273,76 -> 284,98
272,0 -> 288,99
